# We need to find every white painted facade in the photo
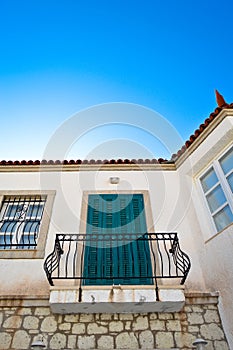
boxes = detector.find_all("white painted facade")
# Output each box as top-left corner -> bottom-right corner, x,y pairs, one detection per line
0,108 -> 232,347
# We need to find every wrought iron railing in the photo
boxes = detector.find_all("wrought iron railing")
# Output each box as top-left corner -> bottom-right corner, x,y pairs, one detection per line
44,232 -> 191,299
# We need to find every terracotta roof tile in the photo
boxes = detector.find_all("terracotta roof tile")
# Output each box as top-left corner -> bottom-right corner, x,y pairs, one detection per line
173,100 -> 232,158
0,158 -> 171,165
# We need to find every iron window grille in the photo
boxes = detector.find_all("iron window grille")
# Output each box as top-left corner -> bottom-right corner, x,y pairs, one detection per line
0,196 -> 46,249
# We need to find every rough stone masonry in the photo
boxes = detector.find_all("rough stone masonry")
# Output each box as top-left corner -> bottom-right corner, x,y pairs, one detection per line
0,294 -> 229,349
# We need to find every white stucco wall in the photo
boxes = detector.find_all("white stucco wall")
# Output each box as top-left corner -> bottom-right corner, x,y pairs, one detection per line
178,113 -> 233,347
0,166 -> 205,295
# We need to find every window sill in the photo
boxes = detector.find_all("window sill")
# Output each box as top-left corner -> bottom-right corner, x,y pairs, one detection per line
49,285 -> 185,314
205,221 -> 233,244
0,248 -> 45,259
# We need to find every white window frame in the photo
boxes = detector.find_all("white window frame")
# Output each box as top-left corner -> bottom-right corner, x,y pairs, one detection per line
199,145 -> 233,233
0,190 -> 56,259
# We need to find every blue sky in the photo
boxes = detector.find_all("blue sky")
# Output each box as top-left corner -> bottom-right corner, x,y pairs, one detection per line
0,0 -> 233,160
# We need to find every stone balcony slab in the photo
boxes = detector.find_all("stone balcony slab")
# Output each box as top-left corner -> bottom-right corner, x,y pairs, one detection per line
49,286 -> 185,314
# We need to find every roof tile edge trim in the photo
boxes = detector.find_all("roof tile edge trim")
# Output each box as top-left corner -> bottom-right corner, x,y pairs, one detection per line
171,102 -> 233,161
0,158 -> 172,166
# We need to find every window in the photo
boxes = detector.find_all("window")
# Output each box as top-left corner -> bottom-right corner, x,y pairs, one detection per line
83,194 -> 153,285
0,196 -> 45,250
200,146 -> 233,232
0,191 -> 55,258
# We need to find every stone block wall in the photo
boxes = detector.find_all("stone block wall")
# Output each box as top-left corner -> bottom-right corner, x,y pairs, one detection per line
0,294 -> 229,350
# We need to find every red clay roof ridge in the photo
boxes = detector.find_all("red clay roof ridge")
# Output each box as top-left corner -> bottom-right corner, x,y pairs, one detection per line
172,91 -> 233,160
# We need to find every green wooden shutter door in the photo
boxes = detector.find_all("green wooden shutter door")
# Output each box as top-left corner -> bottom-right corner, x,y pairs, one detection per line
83,194 -> 152,285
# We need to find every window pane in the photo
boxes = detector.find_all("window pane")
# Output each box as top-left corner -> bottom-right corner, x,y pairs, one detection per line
6,204 -> 26,218
200,168 -> 218,192
0,235 -> 12,248
23,221 -> 39,233
18,234 -> 36,249
213,205 -> 233,231
227,173 -> 233,192
6,205 -> 18,218
206,185 -> 227,213
0,221 -> 17,233
27,205 -> 43,218
220,147 -> 233,175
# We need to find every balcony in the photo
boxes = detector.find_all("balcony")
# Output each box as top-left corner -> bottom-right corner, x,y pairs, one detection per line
44,232 -> 191,313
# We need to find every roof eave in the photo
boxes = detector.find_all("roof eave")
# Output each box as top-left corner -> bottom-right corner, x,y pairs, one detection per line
174,108 -> 233,168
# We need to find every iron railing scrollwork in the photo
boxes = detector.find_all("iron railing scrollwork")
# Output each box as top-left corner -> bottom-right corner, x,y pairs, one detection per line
44,236 -> 64,286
